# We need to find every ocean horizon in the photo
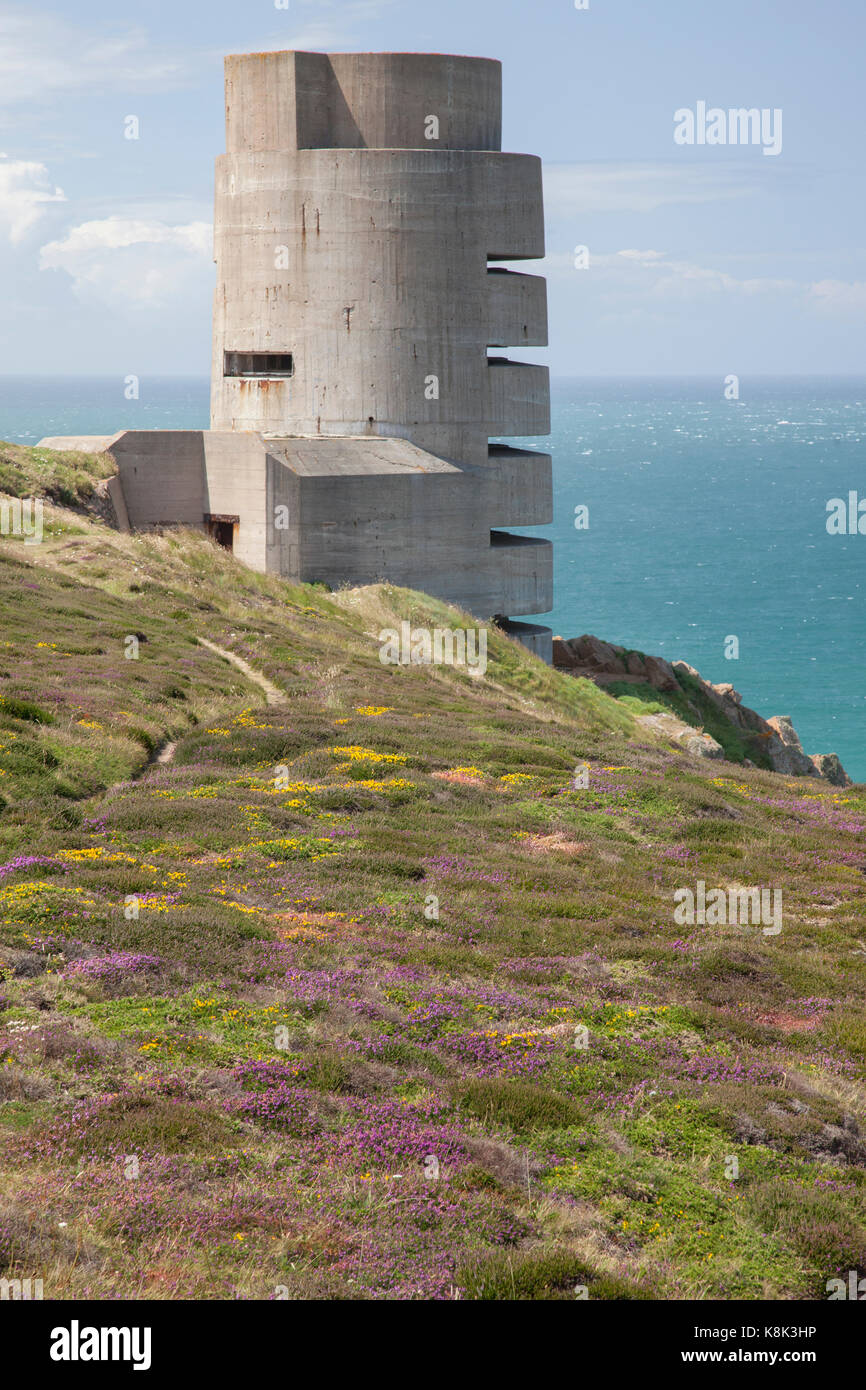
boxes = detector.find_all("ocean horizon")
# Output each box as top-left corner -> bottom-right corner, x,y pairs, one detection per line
2,373 -> 863,780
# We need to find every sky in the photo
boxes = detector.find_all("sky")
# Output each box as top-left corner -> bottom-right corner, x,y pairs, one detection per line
1,0 -> 864,376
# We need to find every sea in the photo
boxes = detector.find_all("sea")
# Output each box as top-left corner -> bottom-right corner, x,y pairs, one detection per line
1,374 -> 863,781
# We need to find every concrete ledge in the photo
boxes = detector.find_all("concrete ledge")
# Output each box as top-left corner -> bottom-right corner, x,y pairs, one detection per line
485,445 -> 552,526
487,360 -> 551,436
497,619 -> 553,664
490,531 -> 553,615
487,269 -> 548,347
484,154 -> 545,259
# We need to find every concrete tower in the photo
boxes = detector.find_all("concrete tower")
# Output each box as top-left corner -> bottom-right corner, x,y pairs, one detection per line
43,51 -> 554,659
211,51 -> 553,650
212,53 -> 549,458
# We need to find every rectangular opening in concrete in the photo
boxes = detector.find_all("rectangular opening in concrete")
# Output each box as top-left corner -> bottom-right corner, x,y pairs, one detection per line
223,351 -> 294,377
205,513 -> 239,551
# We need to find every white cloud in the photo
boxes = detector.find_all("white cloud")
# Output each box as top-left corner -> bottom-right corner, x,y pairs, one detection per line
543,162 -> 760,218
610,252 -> 866,311
809,279 -> 866,317
0,0 -> 398,113
548,244 -> 866,319
0,7 -> 187,106
0,153 -> 65,242
39,217 -> 213,308
628,255 -> 797,299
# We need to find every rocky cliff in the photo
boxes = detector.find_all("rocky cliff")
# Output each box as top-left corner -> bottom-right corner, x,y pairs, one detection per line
553,634 -> 851,786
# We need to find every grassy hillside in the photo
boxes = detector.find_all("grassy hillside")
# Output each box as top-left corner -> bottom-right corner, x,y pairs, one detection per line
0,440 -> 115,509
1,452 -> 865,1301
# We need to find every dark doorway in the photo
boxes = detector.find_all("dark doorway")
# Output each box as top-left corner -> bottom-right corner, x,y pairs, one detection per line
205,514 -> 238,551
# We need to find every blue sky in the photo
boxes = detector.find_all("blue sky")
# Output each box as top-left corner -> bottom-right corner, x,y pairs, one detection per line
1,0 -> 864,375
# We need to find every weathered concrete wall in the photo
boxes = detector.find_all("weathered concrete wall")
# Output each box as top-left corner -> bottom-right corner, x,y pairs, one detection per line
201,434 -> 270,571
267,453 -> 302,580
487,270 -> 548,347
487,361 -> 551,437
210,148 -> 545,467
266,435 -> 493,611
110,431 -> 272,571
484,446 -> 553,528
106,476 -> 130,532
225,51 -> 503,153
110,432 -> 207,528
499,620 -> 554,665
490,533 -> 553,616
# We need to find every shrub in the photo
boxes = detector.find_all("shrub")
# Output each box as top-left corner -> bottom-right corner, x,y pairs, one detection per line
454,1078 -> 583,1133
458,1249 -> 653,1300
0,696 -> 53,724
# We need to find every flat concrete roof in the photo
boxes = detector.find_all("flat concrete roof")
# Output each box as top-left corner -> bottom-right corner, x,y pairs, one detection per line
265,435 -> 469,478
36,434 -> 122,452
229,50 -> 500,63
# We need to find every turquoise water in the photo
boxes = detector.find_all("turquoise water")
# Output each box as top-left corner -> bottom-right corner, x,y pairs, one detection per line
510,377 -> 866,781
0,377 -> 209,442
2,375 -> 863,780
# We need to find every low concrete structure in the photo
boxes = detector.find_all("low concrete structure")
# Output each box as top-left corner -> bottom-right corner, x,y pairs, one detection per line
108,430 -> 551,620
40,50 -> 554,656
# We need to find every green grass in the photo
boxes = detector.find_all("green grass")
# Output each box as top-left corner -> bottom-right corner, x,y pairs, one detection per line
0,441 -> 115,508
